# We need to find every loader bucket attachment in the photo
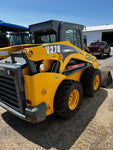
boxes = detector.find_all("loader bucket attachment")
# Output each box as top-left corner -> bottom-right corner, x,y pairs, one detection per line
101,71 -> 112,87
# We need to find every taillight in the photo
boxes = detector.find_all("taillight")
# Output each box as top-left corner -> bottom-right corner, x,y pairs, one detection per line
98,47 -> 101,51
26,99 -> 32,105
7,70 -> 15,76
10,71 -> 15,76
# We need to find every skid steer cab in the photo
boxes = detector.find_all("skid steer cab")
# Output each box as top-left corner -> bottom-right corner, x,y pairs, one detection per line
0,41 -> 101,123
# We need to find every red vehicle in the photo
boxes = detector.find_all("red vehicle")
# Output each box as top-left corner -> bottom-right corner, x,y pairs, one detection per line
88,41 -> 111,58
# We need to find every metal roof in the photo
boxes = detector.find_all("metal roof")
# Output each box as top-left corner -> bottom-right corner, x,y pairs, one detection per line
83,24 -> 113,32
0,20 -> 28,32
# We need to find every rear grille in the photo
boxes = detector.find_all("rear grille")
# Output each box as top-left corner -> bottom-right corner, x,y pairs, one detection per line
0,76 -> 19,109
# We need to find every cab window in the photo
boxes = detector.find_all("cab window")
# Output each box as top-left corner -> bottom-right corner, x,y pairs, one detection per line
65,29 -> 74,44
65,29 -> 82,49
34,34 -> 56,44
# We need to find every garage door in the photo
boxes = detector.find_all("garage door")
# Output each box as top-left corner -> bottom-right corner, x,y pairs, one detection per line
102,32 -> 113,46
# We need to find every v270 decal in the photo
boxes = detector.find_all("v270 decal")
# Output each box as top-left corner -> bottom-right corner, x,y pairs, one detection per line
43,44 -> 78,61
45,45 -> 61,54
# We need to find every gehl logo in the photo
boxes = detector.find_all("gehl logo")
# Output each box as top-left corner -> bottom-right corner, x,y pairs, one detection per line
45,45 -> 61,54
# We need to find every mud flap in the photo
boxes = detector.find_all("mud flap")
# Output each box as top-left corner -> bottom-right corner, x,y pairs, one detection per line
101,71 -> 112,87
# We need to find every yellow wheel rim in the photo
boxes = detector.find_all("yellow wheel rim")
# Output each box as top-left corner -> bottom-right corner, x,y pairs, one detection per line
68,89 -> 79,110
93,75 -> 100,90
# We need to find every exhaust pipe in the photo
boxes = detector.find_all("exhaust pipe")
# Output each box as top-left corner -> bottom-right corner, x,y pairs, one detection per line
101,71 -> 112,87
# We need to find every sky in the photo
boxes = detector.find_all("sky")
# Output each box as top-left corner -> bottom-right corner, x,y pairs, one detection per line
0,0 -> 113,28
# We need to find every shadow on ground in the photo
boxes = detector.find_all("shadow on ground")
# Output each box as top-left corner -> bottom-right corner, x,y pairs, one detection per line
106,82 -> 113,89
97,54 -> 112,60
2,88 -> 107,150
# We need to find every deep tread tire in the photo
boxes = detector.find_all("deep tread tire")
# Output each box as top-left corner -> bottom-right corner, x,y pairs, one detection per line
100,51 -> 104,58
81,68 -> 101,96
54,80 -> 83,118
107,49 -> 111,56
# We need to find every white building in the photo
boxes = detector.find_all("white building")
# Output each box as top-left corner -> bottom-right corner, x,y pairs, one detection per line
83,24 -> 113,46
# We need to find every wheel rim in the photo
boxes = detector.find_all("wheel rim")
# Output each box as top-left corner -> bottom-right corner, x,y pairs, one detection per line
93,75 -> 100,90
68,89 -> 79,110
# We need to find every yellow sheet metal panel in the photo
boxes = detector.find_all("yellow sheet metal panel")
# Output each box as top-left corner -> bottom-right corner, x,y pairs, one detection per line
0,44 -> 39,59
23,41 -> 97,71
24,73 -> 66,116
67,69 -> 85,82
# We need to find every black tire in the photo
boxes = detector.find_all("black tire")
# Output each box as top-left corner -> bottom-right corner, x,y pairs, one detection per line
100,51 -> 104,58
54,80 -> 83,118
81,68 -> 101,96
107,49 -> 111,56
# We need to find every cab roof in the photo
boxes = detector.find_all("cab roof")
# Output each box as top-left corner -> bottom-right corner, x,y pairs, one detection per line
29,20 -> 84,33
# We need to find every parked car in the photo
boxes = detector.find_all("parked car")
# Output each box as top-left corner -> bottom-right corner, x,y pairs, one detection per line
88,41 -> 111,58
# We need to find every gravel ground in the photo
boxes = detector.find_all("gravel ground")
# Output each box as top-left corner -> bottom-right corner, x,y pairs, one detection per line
97,47 -> 113,72
0,48 -> 113,150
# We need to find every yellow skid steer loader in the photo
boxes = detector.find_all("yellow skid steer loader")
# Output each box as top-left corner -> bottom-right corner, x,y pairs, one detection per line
0,20 -> 112,123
